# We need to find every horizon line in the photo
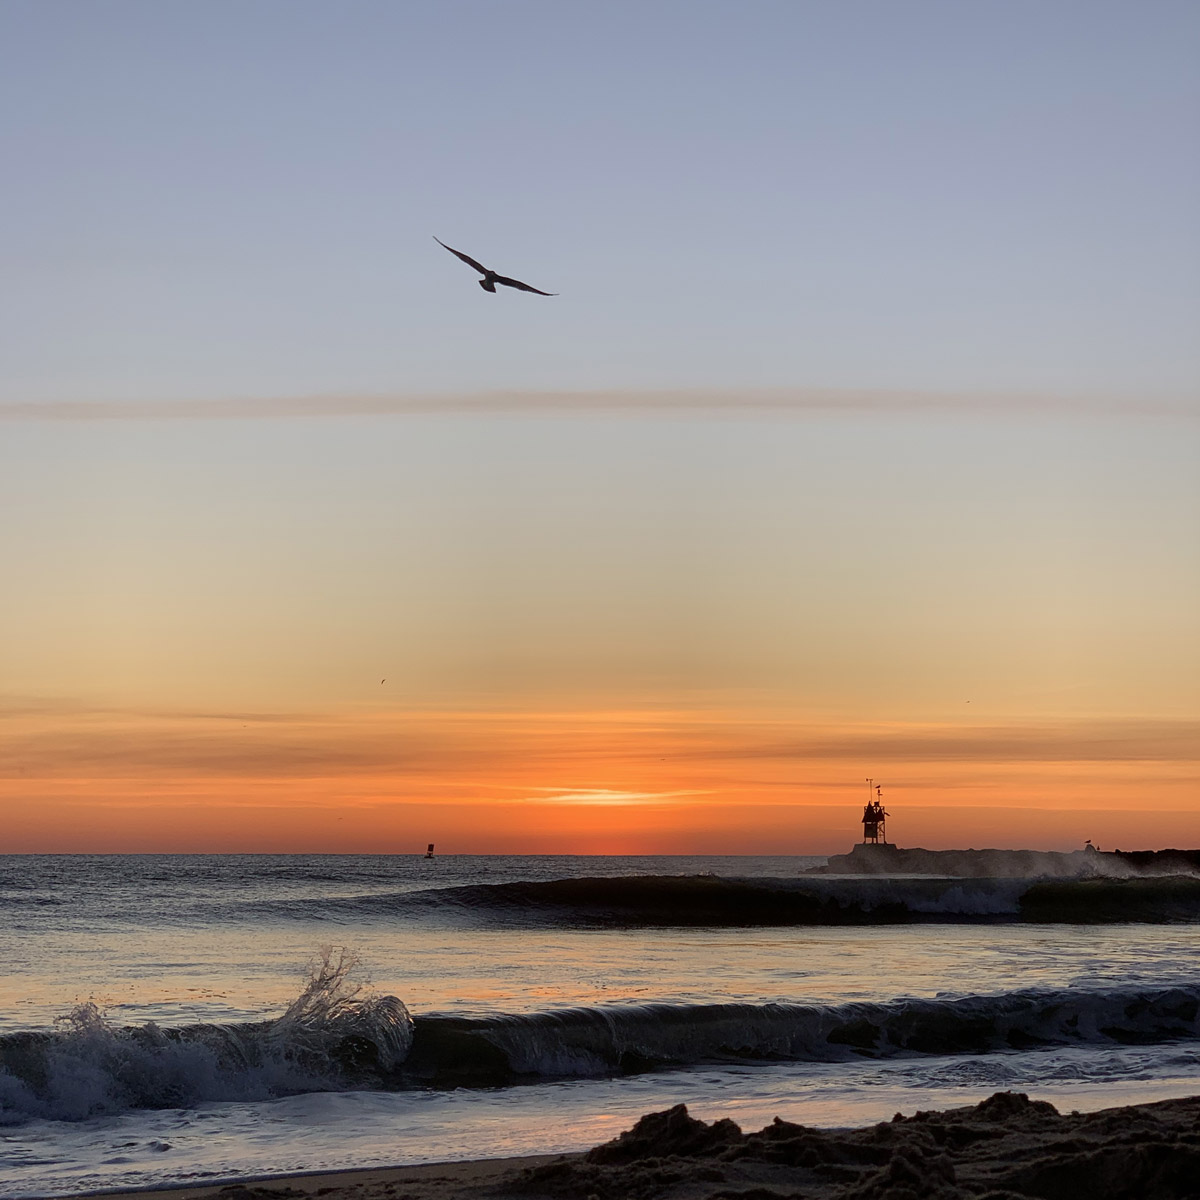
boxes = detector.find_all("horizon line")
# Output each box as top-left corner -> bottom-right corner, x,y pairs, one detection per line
2,386 -> 1197,422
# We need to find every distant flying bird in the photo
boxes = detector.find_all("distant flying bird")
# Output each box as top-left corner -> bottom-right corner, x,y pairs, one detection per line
434,237 -> 557,295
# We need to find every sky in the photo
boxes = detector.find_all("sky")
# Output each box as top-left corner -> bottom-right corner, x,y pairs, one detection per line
1,1 -> 1198,853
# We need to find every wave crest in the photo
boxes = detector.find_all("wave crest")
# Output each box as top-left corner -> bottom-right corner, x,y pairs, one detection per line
0,947 -> 412,1124
247,874 -> 1200,928
405,986 -> 1200,1086
4,958 -> 1198,1124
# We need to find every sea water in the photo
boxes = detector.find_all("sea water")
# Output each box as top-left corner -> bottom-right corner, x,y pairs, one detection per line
2,854 -> 1199,1197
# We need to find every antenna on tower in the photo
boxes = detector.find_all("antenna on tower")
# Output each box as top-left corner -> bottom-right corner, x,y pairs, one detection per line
861,779 -> 888,845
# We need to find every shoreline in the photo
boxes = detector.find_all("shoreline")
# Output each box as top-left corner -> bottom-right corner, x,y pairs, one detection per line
53,1156 -> 566,1200
57,1090 -> 1200,1200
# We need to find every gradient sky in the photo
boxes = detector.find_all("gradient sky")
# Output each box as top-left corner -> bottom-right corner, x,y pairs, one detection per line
2,2 -> 1198,852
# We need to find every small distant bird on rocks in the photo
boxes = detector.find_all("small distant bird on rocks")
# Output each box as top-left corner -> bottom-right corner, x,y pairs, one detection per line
434,237 -> 557,295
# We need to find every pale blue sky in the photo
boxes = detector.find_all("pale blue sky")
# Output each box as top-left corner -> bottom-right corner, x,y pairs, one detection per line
2,0 -> 1197,404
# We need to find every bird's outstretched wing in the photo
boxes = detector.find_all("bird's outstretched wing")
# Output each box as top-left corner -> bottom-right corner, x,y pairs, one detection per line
434,237 -> 489,276
493,274 -> 557,296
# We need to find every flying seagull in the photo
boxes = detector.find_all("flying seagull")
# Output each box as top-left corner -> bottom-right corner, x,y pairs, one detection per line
434,237 -> 557,295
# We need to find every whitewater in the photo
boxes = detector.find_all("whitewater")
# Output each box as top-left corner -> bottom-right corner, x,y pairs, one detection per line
2,854 -> 1199,1197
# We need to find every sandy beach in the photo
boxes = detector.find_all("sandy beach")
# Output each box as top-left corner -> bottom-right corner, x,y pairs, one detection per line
70,1090 -> 1200,1200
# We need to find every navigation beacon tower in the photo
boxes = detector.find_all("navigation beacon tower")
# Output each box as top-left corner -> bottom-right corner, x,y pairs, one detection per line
861,779 -> 889,845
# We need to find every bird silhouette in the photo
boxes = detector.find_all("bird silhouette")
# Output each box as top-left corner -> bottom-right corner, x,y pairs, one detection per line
434,237 -> 557,295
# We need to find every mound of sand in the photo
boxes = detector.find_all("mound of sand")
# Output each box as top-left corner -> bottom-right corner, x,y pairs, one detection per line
513,1090 -> 1200,1199
85,1091 -> 1200,1200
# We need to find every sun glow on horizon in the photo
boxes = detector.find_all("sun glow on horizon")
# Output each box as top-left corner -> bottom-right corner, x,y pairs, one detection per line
3,693 -> 1197,854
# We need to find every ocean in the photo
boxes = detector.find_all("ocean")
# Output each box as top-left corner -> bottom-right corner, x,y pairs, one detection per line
2,854 -> 1199,1197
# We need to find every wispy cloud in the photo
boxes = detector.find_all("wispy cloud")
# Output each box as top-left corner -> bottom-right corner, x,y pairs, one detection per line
1,387 -> 1195,422
711,719 -> 1200,764
3,703 -> 1196,783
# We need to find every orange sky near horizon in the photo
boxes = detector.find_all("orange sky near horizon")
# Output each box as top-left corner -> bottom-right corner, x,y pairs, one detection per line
4,700 -> 1197,854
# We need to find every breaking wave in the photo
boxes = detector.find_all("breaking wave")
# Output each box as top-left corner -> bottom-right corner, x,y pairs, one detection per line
405,986 -> 1200,1086
241,873 -> 1200,928
0,947 -> 412,1124
3,973 -> 1198,1123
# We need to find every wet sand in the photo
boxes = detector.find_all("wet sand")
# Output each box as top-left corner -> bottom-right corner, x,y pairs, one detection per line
70,1090 -> 1200,1200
